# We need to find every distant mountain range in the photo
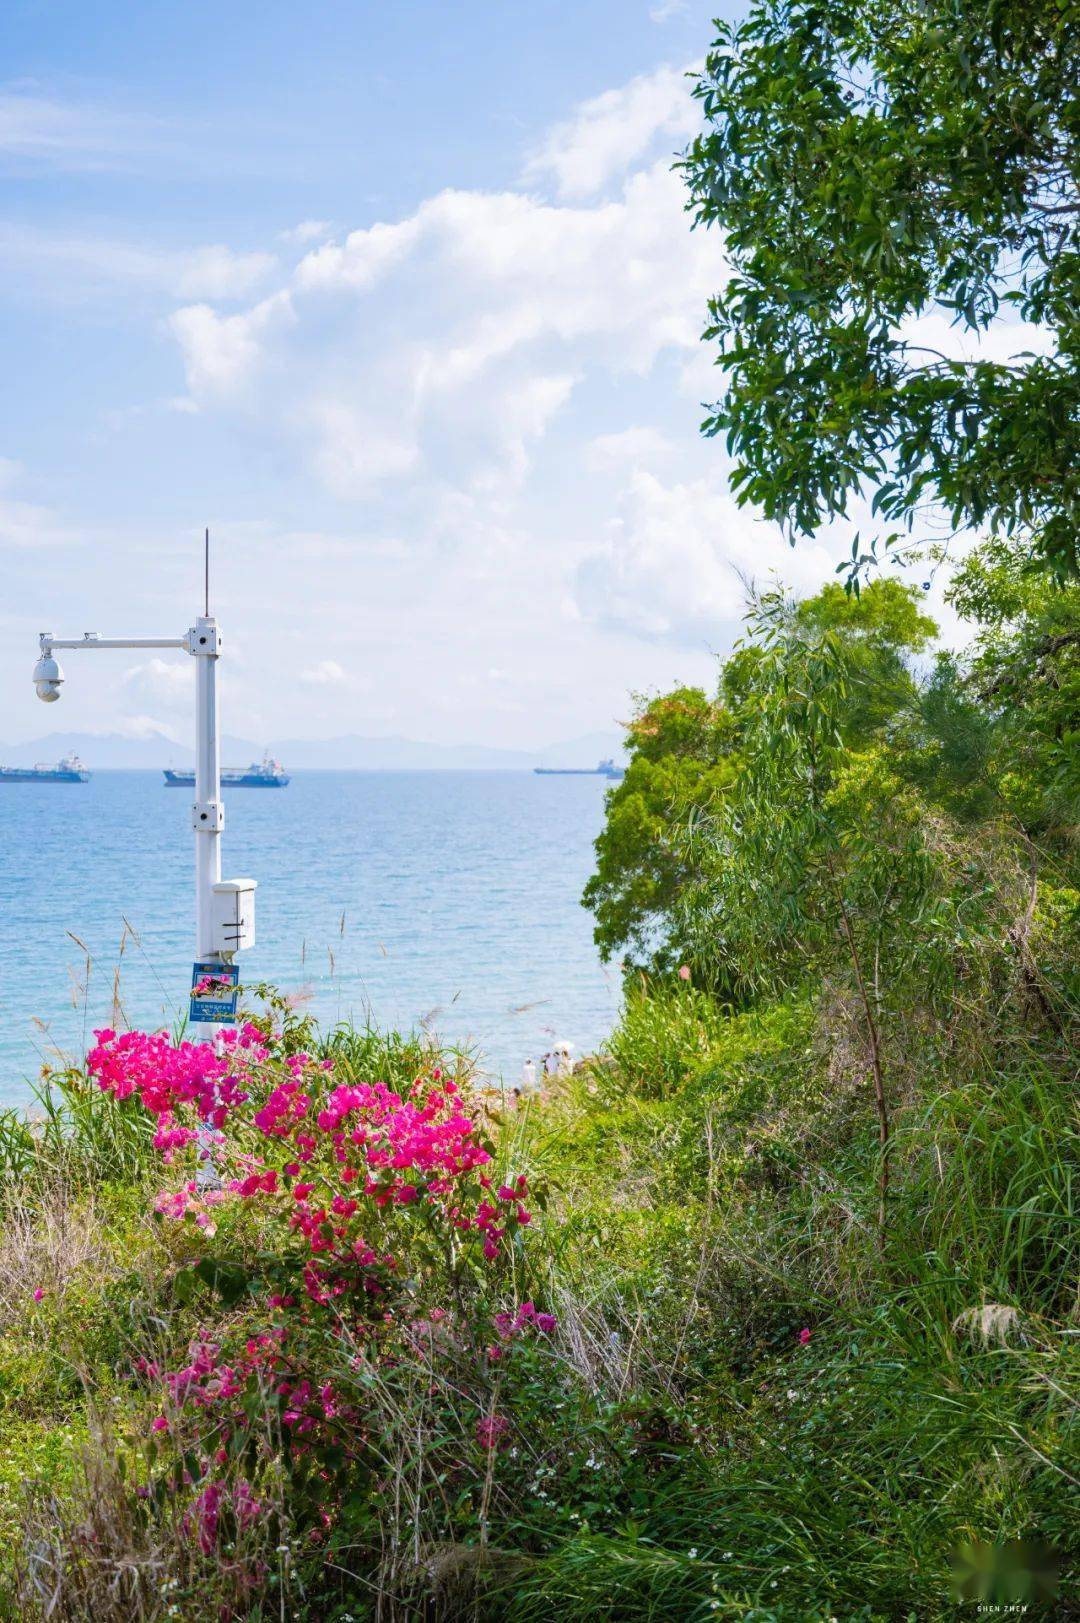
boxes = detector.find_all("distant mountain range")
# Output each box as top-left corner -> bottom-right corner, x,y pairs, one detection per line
0,728 -> 628,772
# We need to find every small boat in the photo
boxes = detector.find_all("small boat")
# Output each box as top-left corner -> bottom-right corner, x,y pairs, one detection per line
164,751 -> 290,788
534,757 -> 624,779
0,752 -> 90,783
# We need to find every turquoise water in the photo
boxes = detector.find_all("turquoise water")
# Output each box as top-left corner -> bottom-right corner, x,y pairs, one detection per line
0,770 -> 621,1108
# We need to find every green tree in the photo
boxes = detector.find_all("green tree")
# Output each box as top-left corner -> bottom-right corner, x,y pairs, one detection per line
863,537 -> 1080,836
678,591 -> 1010,1231
795,579 -> 937,739
584,580 -> 936,975
582,687 -> 740,973
682,0 -> 1080,579
946,535 -> 1080,824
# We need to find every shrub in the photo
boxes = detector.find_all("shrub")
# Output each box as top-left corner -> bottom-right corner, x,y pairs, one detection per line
11,1020 -> 554,1609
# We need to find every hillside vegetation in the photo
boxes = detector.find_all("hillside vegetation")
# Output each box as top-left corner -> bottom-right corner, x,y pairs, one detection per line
0,544 -> 1076,1620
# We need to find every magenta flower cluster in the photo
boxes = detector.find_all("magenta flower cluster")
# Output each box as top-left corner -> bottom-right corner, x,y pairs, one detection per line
87,1021 -> 556,1557
87,1028 -> 533,1296
87,1025 -> 266,1159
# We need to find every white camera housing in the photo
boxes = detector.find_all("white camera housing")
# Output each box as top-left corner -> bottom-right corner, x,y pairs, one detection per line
32,652 -> 64,702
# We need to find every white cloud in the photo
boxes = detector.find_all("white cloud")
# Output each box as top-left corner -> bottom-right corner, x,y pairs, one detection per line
280,219 -> 332,245
169,291 -> 294,394
522,64 -> 698,201
576,469 -> 835,643
304,402 -> 421,497
152,67 -> 743,697
0,90 -> 156,171
0,224 -> 276,300
122,657 -> 193,709
650,0 -> 689,20
300,659 -> 348,686
900,308 -> 1056,367
585,426 -> 675,470
172,245 -> 277,299
0,458 -> 77,548
168,160 -> 721,496
295,215 -> 424,291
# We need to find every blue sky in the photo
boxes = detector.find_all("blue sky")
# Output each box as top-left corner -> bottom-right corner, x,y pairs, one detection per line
0,0 -> 862,751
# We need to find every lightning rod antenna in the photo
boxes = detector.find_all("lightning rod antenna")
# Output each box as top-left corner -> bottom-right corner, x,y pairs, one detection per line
204,527 -> 210,617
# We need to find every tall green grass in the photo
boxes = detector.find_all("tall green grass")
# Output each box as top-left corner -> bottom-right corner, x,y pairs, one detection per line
499,990 -> 1079,1621
0,1070 -> 156,1189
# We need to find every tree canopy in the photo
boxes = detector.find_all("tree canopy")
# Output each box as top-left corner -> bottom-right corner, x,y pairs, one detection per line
682,0 -> 1080,580
582,686 -> 740,972
584,579 -> 936,975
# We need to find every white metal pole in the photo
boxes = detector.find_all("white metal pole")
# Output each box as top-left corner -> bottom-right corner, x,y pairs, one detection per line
192,615 -> 222,960
191,612 -> 225,1186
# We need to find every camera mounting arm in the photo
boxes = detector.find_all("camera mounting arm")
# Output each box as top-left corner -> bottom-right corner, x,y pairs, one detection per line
39,632 -> 190,653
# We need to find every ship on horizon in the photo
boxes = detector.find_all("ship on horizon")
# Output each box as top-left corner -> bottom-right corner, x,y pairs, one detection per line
534,757 -> 624,779
0,751 -> 90,783
164,751 -> 290,788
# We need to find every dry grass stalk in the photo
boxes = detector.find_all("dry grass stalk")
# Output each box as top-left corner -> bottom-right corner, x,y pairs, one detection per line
0,1184 -> 109,1332
952,1303 -> 1025,1347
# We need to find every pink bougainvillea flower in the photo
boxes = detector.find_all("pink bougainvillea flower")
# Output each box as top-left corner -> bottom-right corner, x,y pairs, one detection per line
32,1287 -> 44,1302
475,1414 -> 509,1449
799,1327 -> 811,1345
90,1020 -> 542,1550
493,1300 -> 557,1341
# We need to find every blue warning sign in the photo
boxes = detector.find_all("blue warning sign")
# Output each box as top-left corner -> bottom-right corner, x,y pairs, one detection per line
189,960 -> 240,1024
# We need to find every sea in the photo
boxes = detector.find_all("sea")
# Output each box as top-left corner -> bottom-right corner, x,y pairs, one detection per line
0,770 -> 622,1110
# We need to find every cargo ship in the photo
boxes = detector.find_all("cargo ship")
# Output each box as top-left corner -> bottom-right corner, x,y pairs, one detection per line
0,752 -> 90,783
534,758 -> 624,779
163,751 -> 289,788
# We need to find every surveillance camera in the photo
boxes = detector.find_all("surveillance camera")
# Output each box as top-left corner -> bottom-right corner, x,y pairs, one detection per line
32,652 -> 64,702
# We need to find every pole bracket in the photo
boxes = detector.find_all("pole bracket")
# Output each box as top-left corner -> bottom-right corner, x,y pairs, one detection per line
186,622 -> 221,657
192,799 -> 224,832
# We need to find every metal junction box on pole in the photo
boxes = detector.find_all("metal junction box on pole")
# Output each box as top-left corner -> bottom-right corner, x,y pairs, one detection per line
210,878 -> 257,955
